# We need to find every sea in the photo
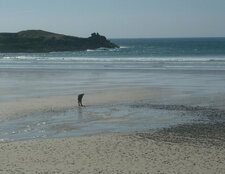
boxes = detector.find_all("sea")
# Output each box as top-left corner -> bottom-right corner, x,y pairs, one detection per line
0,38 -> 225,142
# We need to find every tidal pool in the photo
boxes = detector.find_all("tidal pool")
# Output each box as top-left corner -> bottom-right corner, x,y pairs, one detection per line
0,102 -> 214,142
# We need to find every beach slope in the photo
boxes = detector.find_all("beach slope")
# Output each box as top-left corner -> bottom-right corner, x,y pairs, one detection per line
0,131 -> 225,174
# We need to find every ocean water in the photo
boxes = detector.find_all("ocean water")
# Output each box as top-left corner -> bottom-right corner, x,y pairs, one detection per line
1,38 -> 225,141
1,38 -> 225,100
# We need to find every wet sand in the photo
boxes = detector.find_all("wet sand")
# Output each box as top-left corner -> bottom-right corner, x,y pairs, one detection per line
0,127 -> 225,174
0,88 -> 174,121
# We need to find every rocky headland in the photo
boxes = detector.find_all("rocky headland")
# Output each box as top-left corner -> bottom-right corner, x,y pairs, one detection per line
0,30 -> 119,53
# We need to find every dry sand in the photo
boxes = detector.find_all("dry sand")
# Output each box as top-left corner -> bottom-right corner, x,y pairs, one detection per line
0,133 -> 225,174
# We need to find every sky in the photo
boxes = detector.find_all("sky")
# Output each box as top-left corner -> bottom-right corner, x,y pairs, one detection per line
0,0 -> 225,38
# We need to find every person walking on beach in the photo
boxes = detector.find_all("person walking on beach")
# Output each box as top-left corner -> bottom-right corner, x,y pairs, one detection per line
78,93 -> 84,107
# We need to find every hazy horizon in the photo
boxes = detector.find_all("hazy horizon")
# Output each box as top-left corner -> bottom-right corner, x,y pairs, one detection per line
1,0 -> 225,38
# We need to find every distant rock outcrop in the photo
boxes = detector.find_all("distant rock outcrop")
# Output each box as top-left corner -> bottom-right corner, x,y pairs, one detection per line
0,30 -> 119,53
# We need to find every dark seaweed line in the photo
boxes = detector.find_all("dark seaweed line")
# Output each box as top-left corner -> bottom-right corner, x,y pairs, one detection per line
135,122 -> 225,147
130,103 -> 225,120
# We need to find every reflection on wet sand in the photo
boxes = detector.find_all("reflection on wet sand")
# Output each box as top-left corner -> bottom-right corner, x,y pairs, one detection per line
77,107 -> 83,121
1,100 -> 224,142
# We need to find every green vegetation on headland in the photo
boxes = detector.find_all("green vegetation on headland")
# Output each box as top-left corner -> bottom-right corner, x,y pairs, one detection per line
0,30 -> 119,53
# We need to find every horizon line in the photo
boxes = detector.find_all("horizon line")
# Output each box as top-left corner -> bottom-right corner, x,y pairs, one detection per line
110,36 -> 225,39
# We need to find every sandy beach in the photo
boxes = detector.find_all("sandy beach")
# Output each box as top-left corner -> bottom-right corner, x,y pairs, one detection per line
0,127 -> 225,174
0,88 -> 225,173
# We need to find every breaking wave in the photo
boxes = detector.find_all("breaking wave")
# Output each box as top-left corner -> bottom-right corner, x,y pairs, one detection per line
1,56 -> 225,63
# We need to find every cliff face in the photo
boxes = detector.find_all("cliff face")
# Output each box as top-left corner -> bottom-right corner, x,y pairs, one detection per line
0,30 -> 119,53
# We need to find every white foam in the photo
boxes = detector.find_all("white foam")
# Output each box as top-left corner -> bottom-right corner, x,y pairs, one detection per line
86,49 -> 95,52
119,46 -> 129,49
1,55 -> 225,63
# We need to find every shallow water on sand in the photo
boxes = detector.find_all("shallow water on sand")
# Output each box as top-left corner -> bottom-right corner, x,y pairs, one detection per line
1,101 -> 223,142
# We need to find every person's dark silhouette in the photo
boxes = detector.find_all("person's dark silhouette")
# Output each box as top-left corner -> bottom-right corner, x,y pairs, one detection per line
78,93 -> 84,107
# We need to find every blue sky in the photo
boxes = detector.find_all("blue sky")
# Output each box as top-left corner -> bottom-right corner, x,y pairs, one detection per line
0,0 -> 225,38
